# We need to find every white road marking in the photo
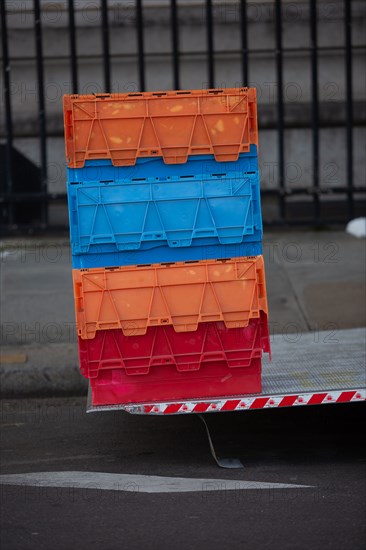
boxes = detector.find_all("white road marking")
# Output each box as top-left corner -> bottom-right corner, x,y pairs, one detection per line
0,471 -> 313,493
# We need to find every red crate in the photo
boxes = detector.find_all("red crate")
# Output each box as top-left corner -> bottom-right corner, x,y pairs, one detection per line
80,313 -> 270,405
90,358 -> 262,406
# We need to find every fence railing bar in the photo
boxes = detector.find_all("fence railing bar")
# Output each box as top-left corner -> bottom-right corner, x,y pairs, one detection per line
240,0 -> 249,85
275,0 -> 286,221
33,0 -> 48,227
3,44 -> 366,65
136,0 -> 146,91
206,0 -> 215,88
170,0 -> 180,89
1,193 -> 68,201
68,0 -> 78,94
261,186 -> 366,196
101,0 -> 111,92
310,0 -> 320,223
0,1 -> 13,225
345,0 -> 354,220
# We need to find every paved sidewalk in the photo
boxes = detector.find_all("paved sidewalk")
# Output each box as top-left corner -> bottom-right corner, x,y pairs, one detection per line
1,230 -> 365,396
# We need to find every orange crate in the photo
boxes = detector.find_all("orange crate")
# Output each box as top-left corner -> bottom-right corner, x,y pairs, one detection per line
73,256 -> 268,339
63,88 -> 258,167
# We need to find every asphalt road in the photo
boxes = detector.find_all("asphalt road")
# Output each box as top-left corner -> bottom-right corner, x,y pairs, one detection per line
1,397 -> 365,550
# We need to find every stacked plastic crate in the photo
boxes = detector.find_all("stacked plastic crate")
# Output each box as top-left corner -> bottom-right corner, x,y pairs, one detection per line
63,88 -> 270,406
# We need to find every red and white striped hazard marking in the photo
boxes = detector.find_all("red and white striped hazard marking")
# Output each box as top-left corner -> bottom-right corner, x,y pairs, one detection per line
124,389 -> 366,415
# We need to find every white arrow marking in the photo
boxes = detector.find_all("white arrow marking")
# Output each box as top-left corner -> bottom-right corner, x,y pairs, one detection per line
0,471 -> 313,493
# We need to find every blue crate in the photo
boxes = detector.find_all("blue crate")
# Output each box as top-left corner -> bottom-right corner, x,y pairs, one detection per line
71,242 -> 263,268
67,146 -> 263,268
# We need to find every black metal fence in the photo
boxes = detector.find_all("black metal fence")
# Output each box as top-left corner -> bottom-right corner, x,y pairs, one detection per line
0,0 -> 365,232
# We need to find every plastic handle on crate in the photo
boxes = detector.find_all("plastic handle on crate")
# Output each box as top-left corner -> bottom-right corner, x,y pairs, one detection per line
74,283 -> 83,312
201,352 -> 226,362
257,271 -> 268,312
65,111 -> 73,140
100,359 -> 125,369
